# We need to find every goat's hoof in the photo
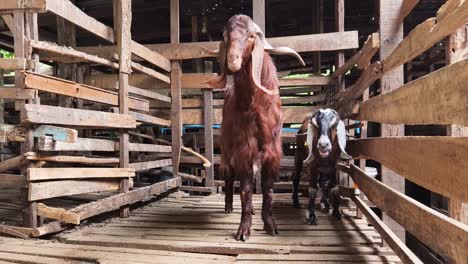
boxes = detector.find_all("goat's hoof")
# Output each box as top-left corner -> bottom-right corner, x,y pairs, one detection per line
263,217 -> 279,236
225,204 -> 233,214
308,215 -> 318,225
332,209 -> 342,220
235,223 -> 251,241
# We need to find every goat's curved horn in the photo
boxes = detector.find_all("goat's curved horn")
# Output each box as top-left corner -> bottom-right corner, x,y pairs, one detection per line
251,22 -> 306,67
303,122 -> 315,164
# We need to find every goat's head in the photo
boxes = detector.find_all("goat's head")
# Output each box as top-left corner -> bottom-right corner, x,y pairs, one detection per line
303,108 -> 351,164
205,14 -> 305,94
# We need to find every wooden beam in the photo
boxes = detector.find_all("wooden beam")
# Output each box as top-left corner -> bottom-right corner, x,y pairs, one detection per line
0,154 -> 28,173
128,143 -> 172,152
131,40 -> 171,72
32,125 -> 77,142
128,111 -> 171,127
181,73 -> 218,89
281,95 -> 325,105
46,0 -> 114,43
351,195 -> 423,264
0,0 -> 46,12
171,0 -> 182,176
129,158 -> 172,172
68,177 -> 181,222
128,85 -> 171,103
383,0 -> 468,73
21,104 -> 137,128
36,203 -> 80,225
331,33 -> 380,79
347,164 -> 468,264
25,152 -> 119,164
23,71 -> 150,112
131,61 -> 170,84
77,31 -> 360,61
355,58 -> 468,126
400,0 -> 421,20
30,40 -> 118,69
29,180 -> 120,201
0,58 -> 35,70
335,0 -> 345,91
0,88 -> 37,99
38,137 -> 116,152
347,137 -> 468,202
0,173 -> 27,188
27,168 -> 135,181
0,225 -> 29,239
253,0 -> 266,32
278,76 -> 333,87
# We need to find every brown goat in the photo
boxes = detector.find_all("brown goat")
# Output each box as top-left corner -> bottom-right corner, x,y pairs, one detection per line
206,14 -> 305,241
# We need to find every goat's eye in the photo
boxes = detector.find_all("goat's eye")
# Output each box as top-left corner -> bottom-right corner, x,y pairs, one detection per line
248,35 -> 256,40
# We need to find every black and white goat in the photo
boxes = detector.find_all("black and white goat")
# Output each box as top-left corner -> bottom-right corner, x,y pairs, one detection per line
292,108 -> 351,225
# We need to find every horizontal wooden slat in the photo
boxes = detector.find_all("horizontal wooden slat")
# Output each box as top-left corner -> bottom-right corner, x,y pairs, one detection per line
30,40 -> 118,69
24,72 -> 149,112
131,62 -> 170,84
77,32 -> 359,61
129,159 -> 172,172
25,152 -> 119,164
0,58 -> 35,70
131,40 -> 171,72
281,95 -> 326,105
0,88 -> 37,99
32,125 -> 77,142
181,73 -> 218,89
128,85 -> 171,103
128,143 -> 172,153
128,111 -> 171,127
46,0 -> 114,43
278,76 -> 333,87
27,168 -> 135,181
29,180 -> 120,201
347,164 -> 468,264
356,58 -> 468,126
347,137 -> 468,202
21,104 -> 137,128
38,137 -> 116,152
0,174 -> 26,188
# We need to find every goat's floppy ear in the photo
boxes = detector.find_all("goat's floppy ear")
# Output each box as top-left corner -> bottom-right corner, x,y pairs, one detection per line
337,120 -> 352,160
206,41 -> 227,88
304,116 -> 315,164
251,36 -> 278,95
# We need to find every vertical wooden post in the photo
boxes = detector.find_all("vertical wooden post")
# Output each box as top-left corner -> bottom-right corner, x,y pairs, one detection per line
171,0 -> 182,176
335,0 -> 345,91
446,24 -> 467,224
203,61 -> 214,190
57,7 -> 76,107
313,0 -> 323,75
379,0 -> 405,242
253,0 -> 266,194
114,0 -> 132,218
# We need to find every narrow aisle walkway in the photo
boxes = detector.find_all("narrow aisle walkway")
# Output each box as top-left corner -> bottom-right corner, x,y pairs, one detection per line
0,193 -> 400,263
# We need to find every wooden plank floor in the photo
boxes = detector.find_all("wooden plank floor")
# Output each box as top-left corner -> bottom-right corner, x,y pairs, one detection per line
0,192 -> 400,263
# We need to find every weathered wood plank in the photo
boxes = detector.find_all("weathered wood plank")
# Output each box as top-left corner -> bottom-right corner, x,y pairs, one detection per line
21,104 -> 137,128
383,0 -> 468,72
347,137 -> 468,202
38,137 -> 116,152
23,72 -> 150,112
351,194 -> 422,264
37,203 -> 80,225
46,0 -> 114,42
0,174 -> 27,188
128,85 -> 171,103
29,180 -> 120,201
68,177 -> 181,221
0,154 -> 28,173
128,111 -> 171,127
128,143 -> 172,153
32,125 -> 78,142
0,58 -> 35,70
129,158 -> 172,172
0,88 -> 37,99
25,152 -> 119,164
331,33 -> 380,79
27,168 -> 135,181
0,125 -> 26,142
131,62 -> 170,84
347,164 -> 468,264
356,58 -> 468,126
131,40 -> 171,72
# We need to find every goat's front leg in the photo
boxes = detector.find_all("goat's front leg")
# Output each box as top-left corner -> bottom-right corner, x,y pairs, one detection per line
261,163 -> 279,236
307,166 -> 319,225
329,185 -> 342,220
236,174 -> 253,241
224,167 -> 234,214
292,151 -> 304,208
